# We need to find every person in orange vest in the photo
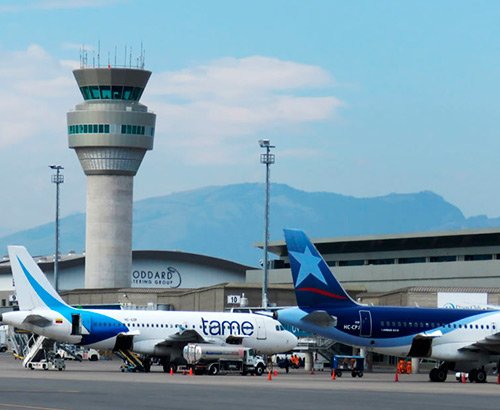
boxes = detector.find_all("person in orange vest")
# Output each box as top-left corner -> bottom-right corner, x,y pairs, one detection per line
406,360 -> 412,374
398,359 -> 405,374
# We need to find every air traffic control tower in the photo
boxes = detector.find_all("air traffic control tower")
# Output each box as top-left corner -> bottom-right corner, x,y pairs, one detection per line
67,63 -> 156,288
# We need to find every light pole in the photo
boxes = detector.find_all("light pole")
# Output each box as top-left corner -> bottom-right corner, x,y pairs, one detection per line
49,165 -> 64,293
259,139 -> 275,309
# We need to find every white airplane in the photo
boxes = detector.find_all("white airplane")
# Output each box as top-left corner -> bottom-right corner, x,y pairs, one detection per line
0,246 -> 297,372
276,229 -> 500,383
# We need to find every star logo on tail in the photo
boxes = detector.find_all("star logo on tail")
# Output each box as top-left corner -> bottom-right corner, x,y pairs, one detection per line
289,245 -> 327,287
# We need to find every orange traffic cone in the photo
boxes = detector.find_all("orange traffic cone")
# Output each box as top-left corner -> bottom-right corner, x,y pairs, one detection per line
273,369 -> 277,377
267,371 -> 272,381
394,369 -> 399,382
189,368 -> 193,376
169,367 -> 174,376
331,370 -> 336,381
461,372 -> 466,383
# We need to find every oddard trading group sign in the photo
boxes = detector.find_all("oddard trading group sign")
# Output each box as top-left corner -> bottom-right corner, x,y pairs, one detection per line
131,266 -> 182,288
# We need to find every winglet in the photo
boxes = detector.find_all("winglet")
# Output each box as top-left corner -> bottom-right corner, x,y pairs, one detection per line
284,229 -> 358,309
8,246 -> 69,311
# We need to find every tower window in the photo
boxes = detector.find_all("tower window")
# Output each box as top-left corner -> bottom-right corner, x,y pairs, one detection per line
89,86 -> 100,99
100,86 -> 111,99
112,86 -> 123,99
123,86 -> 133,100
131,87 -> 142,100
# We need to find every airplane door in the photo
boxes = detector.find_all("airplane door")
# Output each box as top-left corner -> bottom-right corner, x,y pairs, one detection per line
359,310 -> 372,337
255,317 -> 267,340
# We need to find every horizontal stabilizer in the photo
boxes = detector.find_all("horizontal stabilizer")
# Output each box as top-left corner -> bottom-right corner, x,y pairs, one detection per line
23,314 -> 53,327
302,311 -> 338,327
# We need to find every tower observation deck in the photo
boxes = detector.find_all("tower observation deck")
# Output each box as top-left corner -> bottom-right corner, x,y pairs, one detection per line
67,67 -> 156,288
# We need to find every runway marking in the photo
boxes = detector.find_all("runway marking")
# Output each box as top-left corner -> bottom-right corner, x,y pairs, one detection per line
0,404 -> 66,410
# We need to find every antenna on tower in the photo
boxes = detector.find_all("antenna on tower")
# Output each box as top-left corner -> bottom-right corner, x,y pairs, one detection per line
114,45 -> 117,67
97,40 -> 101,68
140,42 -> 145,69
129,46 -> 132,68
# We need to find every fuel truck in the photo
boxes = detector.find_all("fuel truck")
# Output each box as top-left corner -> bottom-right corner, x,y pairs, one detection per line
183,344 -> 266,376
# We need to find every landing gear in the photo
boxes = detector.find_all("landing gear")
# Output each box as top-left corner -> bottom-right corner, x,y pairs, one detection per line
143,356 -> 151,373
467,368 -> 487,383
429,364 -> 448,382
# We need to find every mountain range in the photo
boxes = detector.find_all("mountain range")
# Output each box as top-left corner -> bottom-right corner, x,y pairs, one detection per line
1,183 -> 499,266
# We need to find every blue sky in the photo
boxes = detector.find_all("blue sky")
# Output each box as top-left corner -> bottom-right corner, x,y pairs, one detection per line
0,0 -> 500,234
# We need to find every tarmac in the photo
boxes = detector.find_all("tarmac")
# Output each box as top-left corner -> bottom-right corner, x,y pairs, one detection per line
0,353 -> 499,410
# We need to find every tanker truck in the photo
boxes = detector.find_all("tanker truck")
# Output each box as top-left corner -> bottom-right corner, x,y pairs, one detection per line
183,343 -> 266,376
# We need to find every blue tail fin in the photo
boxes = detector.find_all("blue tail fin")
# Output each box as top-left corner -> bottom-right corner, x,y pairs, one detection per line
284,229 -> 358,309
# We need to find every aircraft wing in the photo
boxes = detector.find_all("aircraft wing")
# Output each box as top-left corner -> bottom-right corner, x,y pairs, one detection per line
154,329 -> 212,348
459,332 -> 500,354
415,330 -> 443,339
302,311 -> 337,327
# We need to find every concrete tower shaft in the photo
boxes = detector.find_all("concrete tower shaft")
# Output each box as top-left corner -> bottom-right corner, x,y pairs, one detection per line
67,67 -> 156,289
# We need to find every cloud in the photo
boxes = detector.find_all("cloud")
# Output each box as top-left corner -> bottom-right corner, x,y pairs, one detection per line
0,45 -> 75,147
148,56 -> 343,164
0,46 -> 342,165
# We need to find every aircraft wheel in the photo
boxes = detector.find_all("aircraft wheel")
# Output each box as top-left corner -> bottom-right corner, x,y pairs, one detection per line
468,369 -> 477,383
436,368 -> 447,382
429,368 -> 438,382
475,369 -> 487,383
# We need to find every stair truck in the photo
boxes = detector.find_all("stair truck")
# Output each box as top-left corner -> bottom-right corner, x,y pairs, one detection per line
183,343 -> 266,376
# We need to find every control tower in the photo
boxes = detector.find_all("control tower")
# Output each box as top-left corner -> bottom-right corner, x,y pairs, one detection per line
67,65 -> 156,288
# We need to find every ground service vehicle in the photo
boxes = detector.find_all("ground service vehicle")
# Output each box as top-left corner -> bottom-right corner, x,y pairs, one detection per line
332,355 -> 364,378
183,343 -> 266,375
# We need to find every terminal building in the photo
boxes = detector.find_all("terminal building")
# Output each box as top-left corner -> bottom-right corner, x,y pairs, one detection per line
248,227 -> 500,308
1,228 -> 500,313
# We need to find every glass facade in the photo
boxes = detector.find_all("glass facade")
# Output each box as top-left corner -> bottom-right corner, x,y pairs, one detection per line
79,85 -> 144,101
68,124 -> 153,136
69,124 -> 110,134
